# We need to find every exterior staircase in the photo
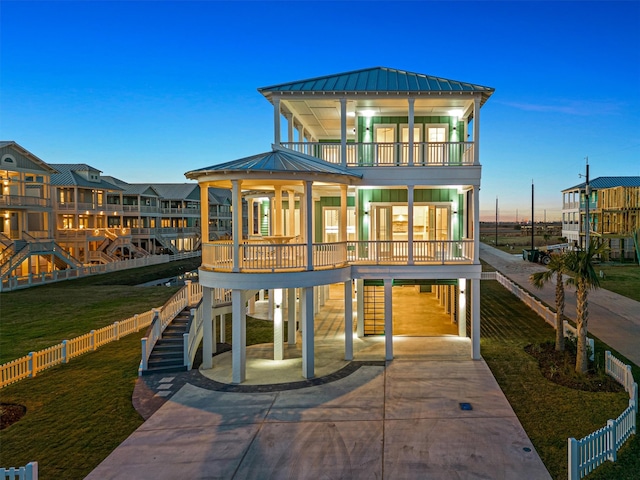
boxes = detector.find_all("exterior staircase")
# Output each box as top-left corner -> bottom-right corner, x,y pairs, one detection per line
144,308 -> 191,375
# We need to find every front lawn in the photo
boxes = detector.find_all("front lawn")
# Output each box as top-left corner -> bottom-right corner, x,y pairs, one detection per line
479,280 -> 638,479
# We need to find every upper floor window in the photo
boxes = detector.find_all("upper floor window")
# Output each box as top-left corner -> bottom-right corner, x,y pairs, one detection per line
1,155 -> 15,165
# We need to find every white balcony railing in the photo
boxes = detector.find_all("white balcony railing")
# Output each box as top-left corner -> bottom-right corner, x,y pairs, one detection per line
280,141 -> 475,166
201,239 -> 474,272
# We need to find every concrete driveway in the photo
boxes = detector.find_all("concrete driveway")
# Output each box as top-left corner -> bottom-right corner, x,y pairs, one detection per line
87,339 -> 550,480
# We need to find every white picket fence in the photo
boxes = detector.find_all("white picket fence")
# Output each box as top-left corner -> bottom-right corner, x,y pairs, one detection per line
0,462 -> 38,480
0,282 -> 197,389
488,271 -> 595,358
568,352 -> 637,480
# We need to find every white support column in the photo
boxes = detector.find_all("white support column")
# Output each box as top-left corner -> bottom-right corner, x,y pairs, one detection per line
219,314 -> 226,343
340,185 -> 348,242
408,98 -> 415,166
356,279 -> 364,337
344,280 -> 353,361
473,95 -> 481,166
273,289 -> 283,361
319,283 -> 325,306
408,185 -> 414,264
304,180 -> 313,270
248,294 -> 256,314
232,180 -> 242,272
458,279 -> 467,337
286,113 -> 294,143
274,186 -> 282,236
232,289 -> 246,383
273,97 -> 281,146
288,190 -> 296,237
287,287 -> 297,345
200,184 -> 209,243
473,186 -> 480,264
259,289 -> 265,301
302,286 -> 315,379
202,287 -> 213,368
248,198 -> 254,235
268,289 -> 274,320
340,98 -> 347,167
471,278 -> 481,360
384,279 -> 393,361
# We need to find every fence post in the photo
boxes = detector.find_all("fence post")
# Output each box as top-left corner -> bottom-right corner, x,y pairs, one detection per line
28,352 -> 35,378
26,461 -> 38,480
605,351 -> 611,375
140,337 -> 148,373
607,419 -> 617,462
90,330 -> 96,351
568,437 -> 578,480
114,321 -> 120,341
185,280 -> 192,306
626,366 -> 633,394
183,333 -> 190,369
62,340 -> 68,364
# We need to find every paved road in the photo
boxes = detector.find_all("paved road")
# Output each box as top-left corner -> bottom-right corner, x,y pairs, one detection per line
480,243 -> 640,366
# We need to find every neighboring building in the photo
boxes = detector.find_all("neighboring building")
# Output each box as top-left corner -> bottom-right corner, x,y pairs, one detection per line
50,164 -> 141,263
1,145 -> 242,290
0,142 -> 80,284
186,67 -> 494,383
562,176 -> 640,261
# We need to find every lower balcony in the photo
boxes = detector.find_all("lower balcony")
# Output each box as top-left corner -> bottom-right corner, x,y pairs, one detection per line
202,239 -> 474,273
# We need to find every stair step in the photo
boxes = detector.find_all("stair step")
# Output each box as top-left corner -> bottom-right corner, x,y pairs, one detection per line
154,343 -> 183,351
141,365 -> 187,375
149,351 -> 183,360
148,357 -> 184,368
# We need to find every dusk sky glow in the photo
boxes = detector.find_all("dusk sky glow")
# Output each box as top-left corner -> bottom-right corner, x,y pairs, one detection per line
2,1 -> 639,222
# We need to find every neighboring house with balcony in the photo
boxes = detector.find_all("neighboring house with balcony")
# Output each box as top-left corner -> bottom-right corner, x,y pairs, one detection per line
50,164 -> 144,263
562,176 -> 640,261
185,67 -> 493,383
0,142 -> 81,285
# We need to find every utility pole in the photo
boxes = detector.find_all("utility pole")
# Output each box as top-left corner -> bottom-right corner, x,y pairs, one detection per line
531,180 -> 535,250
495,196 -> 498,247
585,157 -> 590,250
579,157 -> 590,250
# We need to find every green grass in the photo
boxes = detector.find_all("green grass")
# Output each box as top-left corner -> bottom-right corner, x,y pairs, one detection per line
1,266 -> 637,479
480,280 -> 638,480
0,332 -> 146,478
0,258 -> 201,363
595,264 -> 640,302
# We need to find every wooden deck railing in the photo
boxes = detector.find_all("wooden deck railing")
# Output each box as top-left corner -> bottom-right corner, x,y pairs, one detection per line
280,141 -> 475,166
202,239 -> 474,272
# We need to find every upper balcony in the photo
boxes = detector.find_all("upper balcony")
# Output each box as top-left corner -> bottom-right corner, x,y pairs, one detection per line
259,67 -> 493,171
281,141 -> 474,167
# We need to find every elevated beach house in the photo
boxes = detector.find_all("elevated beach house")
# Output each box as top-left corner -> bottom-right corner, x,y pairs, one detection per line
185,67 -> 494,383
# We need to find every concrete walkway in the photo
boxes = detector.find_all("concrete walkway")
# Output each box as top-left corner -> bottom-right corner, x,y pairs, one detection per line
480,243 -> 640,366
87,286 -> 551,479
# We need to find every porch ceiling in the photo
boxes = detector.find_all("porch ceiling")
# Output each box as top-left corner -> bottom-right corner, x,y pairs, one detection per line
280,97 -> 476,140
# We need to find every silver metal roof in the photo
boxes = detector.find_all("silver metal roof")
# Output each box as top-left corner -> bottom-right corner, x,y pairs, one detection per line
186,147 -> 362,180
259,66 -> 494,97
564,176 -> 640,191
49,164 -> 123,190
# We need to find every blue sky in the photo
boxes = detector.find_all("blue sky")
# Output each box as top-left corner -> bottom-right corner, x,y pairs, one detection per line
2,0 -> 639,221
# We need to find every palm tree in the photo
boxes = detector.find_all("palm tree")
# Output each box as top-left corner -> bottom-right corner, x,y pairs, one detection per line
530,253 -> 568,351
565,239 -> 608,373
